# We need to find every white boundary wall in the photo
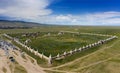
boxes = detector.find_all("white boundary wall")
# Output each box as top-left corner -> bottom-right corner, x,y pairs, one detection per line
3,32 -> 118,64
3,34 -> 50,62
52,31 -> 118,60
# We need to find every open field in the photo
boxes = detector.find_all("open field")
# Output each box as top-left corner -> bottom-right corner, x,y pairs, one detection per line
0,26 -> 120,73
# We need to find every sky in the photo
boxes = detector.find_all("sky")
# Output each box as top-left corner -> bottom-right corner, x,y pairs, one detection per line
0,0 -> 120,26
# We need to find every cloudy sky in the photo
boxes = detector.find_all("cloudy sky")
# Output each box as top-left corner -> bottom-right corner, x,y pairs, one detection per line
0,0 -> 120,26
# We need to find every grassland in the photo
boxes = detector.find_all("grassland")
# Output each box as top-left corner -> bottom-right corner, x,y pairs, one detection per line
1,26 -> 120,73
48,26 -> 120,73
14,64 -> 27,73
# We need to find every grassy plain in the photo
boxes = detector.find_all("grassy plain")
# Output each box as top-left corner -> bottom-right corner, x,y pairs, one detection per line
1,26 -> 120,73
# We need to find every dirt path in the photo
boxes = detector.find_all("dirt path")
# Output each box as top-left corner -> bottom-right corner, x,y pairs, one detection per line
1,38 -> 46,73
0,46 -> 46,73
50,39 -> 120,69
0,50 -> 11,73
43,39 -> 120,73
73,53 -> 120,71
13,50 -> 46,73
45,69 -> 76,73
49,52 -> 120,73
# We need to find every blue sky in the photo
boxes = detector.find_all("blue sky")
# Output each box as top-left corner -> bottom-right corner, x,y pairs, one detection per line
49,0 -> 120,14
0,0 -> 120,26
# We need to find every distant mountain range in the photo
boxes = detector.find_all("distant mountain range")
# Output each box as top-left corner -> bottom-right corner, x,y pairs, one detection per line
0,20 -> 46,29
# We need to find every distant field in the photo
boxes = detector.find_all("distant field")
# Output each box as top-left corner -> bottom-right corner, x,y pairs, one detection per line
0,26 -> 120,34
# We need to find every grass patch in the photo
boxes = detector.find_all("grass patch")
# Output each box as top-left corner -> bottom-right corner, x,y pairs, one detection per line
44,70 -> 64,73
28,56 -> 35,63
2,67 -> 7,73
14,64 -> 27,73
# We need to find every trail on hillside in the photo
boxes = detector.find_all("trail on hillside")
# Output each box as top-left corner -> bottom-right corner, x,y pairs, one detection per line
73,52 -> 120,71
13,50 -> 46,73
50,39 -> 120,69
0,50 -> 11,73
0,46 -> 46,73
44,39 -> 120,73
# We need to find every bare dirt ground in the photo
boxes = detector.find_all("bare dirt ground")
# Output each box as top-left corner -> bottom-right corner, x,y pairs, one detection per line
0,50 -> 11,73
0,48 -> 46,73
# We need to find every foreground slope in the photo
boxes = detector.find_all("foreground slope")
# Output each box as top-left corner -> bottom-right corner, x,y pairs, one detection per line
0,39 -> 45,73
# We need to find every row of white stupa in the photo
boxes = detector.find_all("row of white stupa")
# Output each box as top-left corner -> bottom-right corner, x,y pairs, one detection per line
3,33 -> 118,64
51,36 -> 118,60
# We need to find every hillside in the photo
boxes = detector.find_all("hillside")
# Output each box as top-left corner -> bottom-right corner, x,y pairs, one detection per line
0,20 -> 45,29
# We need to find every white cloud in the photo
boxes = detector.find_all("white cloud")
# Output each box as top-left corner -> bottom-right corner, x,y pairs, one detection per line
56,15 -> 71,20
0,0 -> 120,26
26,11 -> 120,26
0,0 -> 52,19
32,14 -> 79,25
85,12 -> 120,25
